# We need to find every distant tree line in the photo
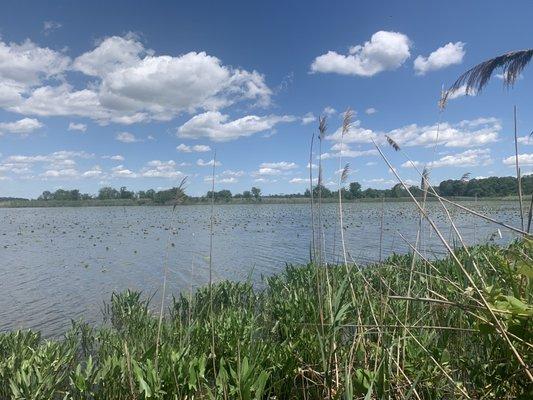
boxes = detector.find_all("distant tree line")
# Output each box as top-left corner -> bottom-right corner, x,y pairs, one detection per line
31,175 -> 533,204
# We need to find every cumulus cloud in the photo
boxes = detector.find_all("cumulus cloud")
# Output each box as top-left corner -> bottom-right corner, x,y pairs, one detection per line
321,144 -> 377,159
0,38 -> 70,90
387,118 -> 500,148
253,161 -> 298,177
517,136 -> 533,145
289,177 -> 317,184
140,160 -> 184,178
503,153 -> 533,166
326,117 -> 500,149
116,131 -> 140,143
302,112 -> 316,125
102,154 -> 124,161
197,158 -> 221,167
68,122 -> 87,132
414,42 -> 465,75
1,150 -> 93,178
403,149 -> 492,169
176,143 -> 211,153
110,165 -> 137,178
177,111 -> 296,141
311,31 -> 411,77
365,107 -> 377,115
0,118 -> 43,135
323,106 -> 336,116
4,34 -> 272,124
445,84 -> 476,100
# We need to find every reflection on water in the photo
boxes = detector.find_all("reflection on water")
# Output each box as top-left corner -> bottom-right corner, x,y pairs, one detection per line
0,201 -> 522,336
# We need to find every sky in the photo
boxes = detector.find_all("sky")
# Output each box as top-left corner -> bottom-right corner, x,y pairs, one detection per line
1,0 -> 533,198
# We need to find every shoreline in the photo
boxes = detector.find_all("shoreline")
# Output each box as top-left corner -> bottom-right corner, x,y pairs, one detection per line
0,195 -> 523,208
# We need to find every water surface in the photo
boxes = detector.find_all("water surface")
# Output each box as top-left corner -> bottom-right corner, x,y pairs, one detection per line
0,201 -> 522,336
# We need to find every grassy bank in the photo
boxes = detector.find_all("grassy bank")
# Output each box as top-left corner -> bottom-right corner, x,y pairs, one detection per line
1,240 -> 531,399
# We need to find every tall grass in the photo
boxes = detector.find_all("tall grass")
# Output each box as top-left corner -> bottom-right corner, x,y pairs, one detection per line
0,239 -> 530,399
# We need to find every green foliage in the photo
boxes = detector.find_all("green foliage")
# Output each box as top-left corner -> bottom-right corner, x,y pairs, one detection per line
0,241 -> 531,399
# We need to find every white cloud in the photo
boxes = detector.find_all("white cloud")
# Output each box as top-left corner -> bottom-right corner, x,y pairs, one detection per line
503,153 -> 533,166
323,106 -> 336,116
73,35 -> 271,121
326,120 -> 379,144
6,34 -> 272,124
72,34 -> 148,77
445,84 -> 476,100
403,149 -> 492,169
222,169 -> 245,177
387,118 -> 500,148
41,168 -> 79,178
302,112 -> 316,125
68,122 -> 87,132
197,158 -> 221,167
517,136 -> 533,145
327,117 -> 501,150
0,118 -> 43,135
177,111 -> 296,141
414,42 -> 465,75
9,84 -> 111,120
289,177 -> 317,184
82,166 -> 103,178
259,161 -> 297,170
0,38 -> 70,90
116,131 -> 139,143
253,161 -> 298,177
5,150 -> 92,165
311,31 -> 411,76
140,160 -> 184,178
103,154 -> 124,161
111,165 -> 137,178
176,143 -> 211,152
365,107 -> 377,115
321,144 -> 377,159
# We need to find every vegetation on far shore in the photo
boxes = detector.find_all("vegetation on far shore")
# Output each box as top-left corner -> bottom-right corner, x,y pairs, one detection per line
1,174 -> 532,208
1,240 -> 531,399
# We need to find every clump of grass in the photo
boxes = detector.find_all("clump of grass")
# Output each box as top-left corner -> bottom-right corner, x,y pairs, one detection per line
0,240 -> 531,399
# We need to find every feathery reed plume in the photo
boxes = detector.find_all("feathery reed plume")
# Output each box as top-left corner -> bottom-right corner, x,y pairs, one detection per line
172,177 -> 188,211
460,172 -> 471,182
340,163 -> 350,184
385,135 -> 401,151
444,49 -> 533,102
421,167 -> 430,192
318,116 -> 327,140
438,86 -> 447,111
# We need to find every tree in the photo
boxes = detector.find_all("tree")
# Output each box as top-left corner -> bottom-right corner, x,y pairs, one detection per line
39,190 -> 52,201
251,187 -> 261,200
217,190 -> 232,202
119,186 -> 134,199
348,182 -> 362,198
243,190 -> 252,199
98,186 -> 119,200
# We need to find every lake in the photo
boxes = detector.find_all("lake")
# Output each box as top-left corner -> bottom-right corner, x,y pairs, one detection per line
0,200 -> 523,336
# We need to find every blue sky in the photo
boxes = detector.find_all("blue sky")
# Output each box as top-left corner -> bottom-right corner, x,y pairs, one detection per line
1,0 -> 533,197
